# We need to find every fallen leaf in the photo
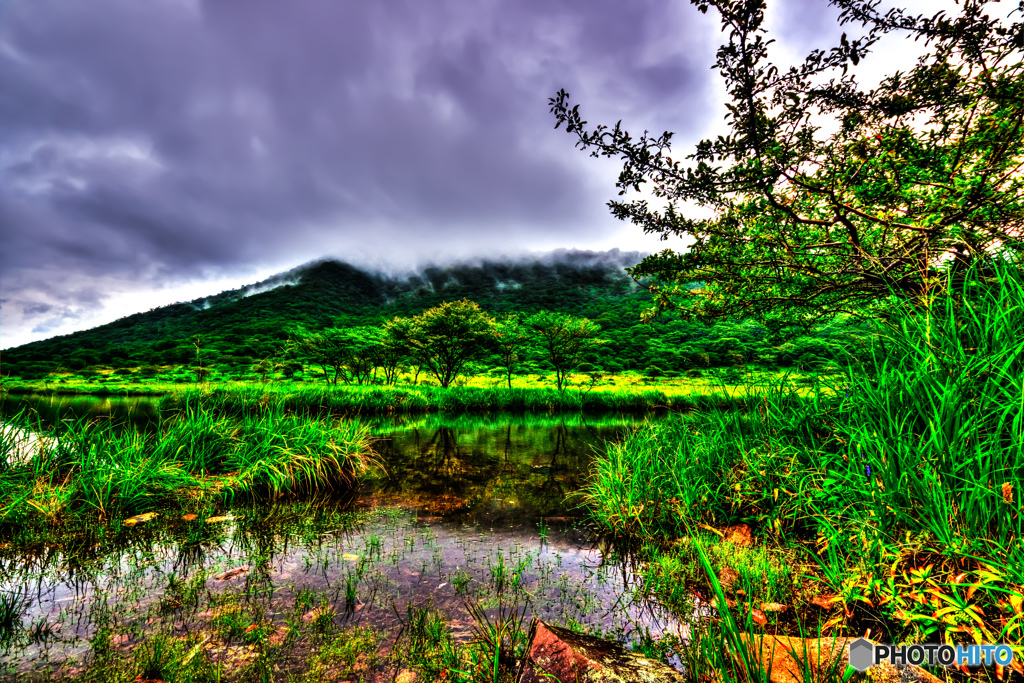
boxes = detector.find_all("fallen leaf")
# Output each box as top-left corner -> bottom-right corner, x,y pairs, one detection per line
342,553 -> 360,561
205,516 -> 232,524
710,596 -> 738,609
182,514 -> 198,521
810,594 -> 839,609
244,624 -> 259,633
760,602 -> 788,613
124,512 -> 159,526
718,567 -> 740,588
750,608 -> 768,626
215,567 -> 248,581
721,523 -> 753,547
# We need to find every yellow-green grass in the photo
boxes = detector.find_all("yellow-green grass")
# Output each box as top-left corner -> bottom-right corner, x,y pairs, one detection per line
2,368 -> 829,398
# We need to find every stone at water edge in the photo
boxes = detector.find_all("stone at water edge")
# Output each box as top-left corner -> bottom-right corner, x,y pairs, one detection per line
517,619 -> 684,683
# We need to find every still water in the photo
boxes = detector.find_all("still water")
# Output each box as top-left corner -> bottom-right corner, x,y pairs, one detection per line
0,397 -> 686,677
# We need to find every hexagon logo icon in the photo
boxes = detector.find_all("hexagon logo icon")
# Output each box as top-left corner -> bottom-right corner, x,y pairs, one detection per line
848,638 -> 875,672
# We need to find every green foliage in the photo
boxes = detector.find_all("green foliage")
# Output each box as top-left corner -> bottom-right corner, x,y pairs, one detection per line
551,0 -> 1024,332
527,311 -> 601,391
2,256 -> 877,388
492,313 -> 529,389
405,299 -> 497,389
587,258 -> 1024,650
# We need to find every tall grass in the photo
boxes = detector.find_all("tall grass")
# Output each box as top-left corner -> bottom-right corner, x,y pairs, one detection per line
587,258 -> 1024,653
0,407 -> 376,526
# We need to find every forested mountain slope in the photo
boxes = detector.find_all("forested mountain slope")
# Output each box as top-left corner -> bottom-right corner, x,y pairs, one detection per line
2,249 -> 870,378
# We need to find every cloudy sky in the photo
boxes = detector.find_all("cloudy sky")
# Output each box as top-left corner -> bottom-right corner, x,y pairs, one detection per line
0,0 -> 941,349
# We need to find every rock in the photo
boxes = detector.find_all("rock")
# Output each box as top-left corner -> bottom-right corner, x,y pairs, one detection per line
517,619 -> 683,683
732,635 -> 943,683
394,670 -> 418,683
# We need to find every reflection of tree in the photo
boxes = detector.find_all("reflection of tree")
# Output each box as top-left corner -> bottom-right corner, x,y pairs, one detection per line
501,425 -> 514,471
422,427 -> 462,475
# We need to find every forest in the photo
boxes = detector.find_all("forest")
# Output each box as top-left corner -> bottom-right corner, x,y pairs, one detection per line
1,254 -> 871,389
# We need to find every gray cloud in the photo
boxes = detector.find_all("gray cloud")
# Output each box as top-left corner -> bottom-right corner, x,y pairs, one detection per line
0,0 -> 742,347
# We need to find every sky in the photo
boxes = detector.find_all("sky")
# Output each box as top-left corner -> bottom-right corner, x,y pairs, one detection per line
0,0 -> 951,349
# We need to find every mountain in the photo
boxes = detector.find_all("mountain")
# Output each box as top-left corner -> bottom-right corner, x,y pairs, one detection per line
2,250 -> 654,375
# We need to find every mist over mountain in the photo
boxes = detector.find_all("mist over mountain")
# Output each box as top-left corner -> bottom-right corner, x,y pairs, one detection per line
2,250 -> 651,374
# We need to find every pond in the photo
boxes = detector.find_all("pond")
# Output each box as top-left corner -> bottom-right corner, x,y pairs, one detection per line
0,397 -> 688,678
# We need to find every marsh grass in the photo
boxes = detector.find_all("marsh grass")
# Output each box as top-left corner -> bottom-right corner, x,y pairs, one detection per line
588,259 -> 1024,670
0,591 -> 26,645
642,534 -> 796,616
0,407 -> 377,527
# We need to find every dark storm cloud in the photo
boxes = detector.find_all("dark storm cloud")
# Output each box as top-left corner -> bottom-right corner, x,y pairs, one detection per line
0,0 -> 725,346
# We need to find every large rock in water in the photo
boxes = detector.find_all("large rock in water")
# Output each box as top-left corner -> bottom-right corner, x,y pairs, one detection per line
517,619 -> 684,683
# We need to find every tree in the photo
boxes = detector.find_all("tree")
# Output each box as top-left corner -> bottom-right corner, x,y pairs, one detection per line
341,326 -> 381,385
550,0 -> 1024,333
294,328 -> 349,384
528,312 -> 601,391
190,334 -> 210,382
379,317 -> 413,385
252,358 -> 274,383
493,313 -> 530,389
406,300 -> 496,389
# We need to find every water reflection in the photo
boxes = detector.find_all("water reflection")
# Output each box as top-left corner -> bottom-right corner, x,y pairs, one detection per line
0,394 -> 161,430
0,408 -> 688,677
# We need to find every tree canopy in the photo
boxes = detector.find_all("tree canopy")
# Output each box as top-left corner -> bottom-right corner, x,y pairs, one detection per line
528,312 -> 601,391
551,0 -> 1024,332
405,299 -> 496,389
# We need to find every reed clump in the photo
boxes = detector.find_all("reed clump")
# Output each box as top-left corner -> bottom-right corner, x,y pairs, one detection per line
0,407 -> 376,527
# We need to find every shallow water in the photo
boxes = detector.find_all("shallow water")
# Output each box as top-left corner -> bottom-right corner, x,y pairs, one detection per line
0,406 -> 689,677
0,394 -> 161,430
